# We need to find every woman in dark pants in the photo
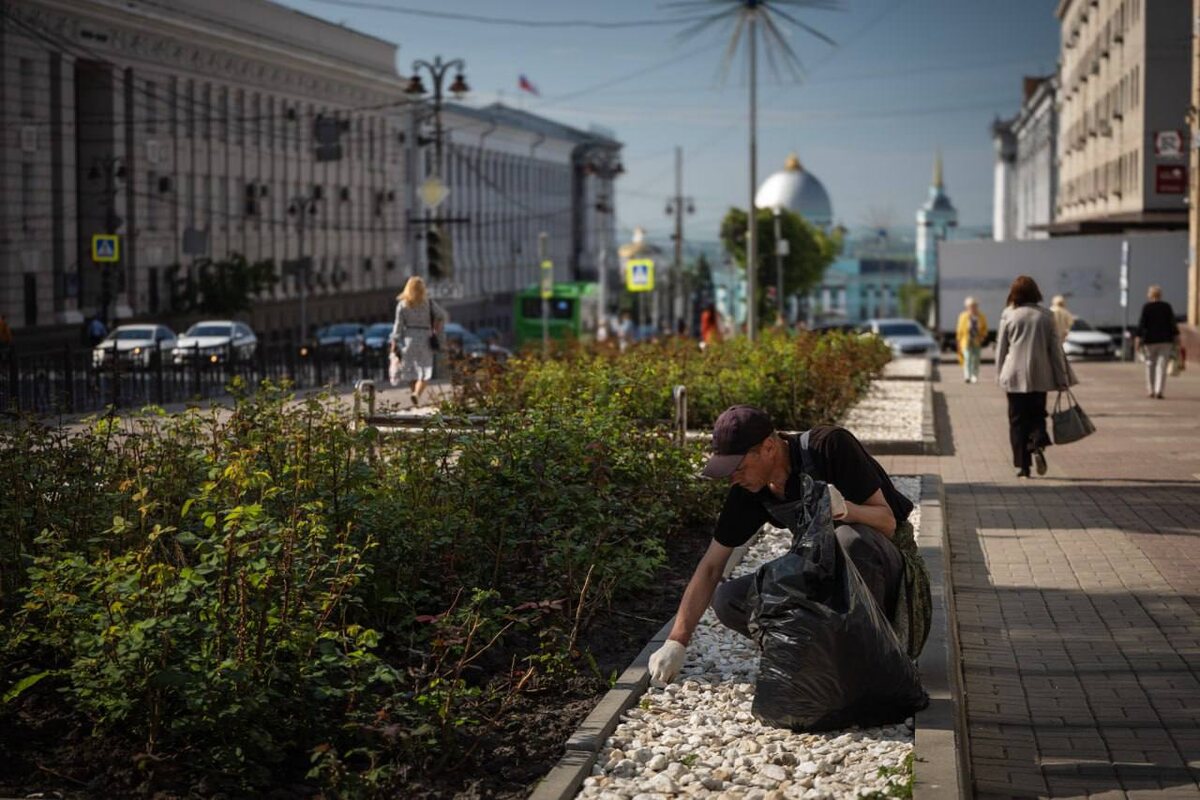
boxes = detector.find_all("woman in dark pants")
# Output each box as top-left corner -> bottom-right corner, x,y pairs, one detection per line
995,276 -> 1075,478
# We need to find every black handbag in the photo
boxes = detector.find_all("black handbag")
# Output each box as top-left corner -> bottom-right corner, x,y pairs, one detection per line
428,332 -> 440,351
1051,389 -> 1095,444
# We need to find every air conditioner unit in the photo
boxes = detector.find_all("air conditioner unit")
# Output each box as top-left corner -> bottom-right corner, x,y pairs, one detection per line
20,125 -> 37,153
339,187 -> 351,201
158,176 -> 173,193
246,182 -> 258,198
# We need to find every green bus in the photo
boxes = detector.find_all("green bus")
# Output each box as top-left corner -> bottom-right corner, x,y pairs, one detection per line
513,281 -> 600,348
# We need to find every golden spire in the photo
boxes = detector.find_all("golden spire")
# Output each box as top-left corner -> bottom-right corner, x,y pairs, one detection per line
933,150 -> 943,189
784,152 -> 802,172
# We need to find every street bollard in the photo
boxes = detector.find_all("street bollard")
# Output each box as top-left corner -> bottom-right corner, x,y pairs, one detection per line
354,379 -> 376,430
672,384 -> 687,448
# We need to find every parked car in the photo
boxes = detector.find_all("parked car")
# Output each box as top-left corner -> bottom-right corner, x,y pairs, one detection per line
92,324 -> 177,369
361,322 -> 393,353
313,322 -> 366,361
1062,318 -> 1117,360
173,321 -> 258,364
863,318 -> 940,360
442,323 -> 512,362
810,320 -> 862,335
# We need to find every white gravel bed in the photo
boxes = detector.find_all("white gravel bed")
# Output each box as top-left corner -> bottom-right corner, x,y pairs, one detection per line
840,381 -> 923,443
881,358 -> 931,381
575,479 -> 922,800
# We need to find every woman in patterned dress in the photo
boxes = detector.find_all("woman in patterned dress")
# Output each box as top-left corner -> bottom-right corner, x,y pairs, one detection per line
390,277 -> 445,407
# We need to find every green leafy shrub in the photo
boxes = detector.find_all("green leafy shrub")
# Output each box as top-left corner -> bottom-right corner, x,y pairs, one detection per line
464,330 -> 890,431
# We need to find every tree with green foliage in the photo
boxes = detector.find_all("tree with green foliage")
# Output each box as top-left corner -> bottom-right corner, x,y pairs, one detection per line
720,207 -> 841,326
898,282 -> 934,324
166,252 -> 277,315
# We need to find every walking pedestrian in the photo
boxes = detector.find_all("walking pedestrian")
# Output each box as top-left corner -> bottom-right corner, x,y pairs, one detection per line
87,315 -> 108,348
955,296 -> 987,384
389,276 -> 445,407
615,310 -> 634,352
1133,284 -> 1181,399
1049,295 -> 1075,342
995,276 -> 1075,478
699,303 -> 722,349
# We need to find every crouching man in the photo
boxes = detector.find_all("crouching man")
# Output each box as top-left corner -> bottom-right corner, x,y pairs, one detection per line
649,404 -> 928,684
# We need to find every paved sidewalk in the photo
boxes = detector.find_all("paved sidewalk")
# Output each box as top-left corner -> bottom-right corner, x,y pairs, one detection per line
878,360 -> 1200,799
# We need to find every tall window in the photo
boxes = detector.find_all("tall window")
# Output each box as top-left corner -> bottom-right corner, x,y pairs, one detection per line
252,93 -> 261,147
218,87 -> 228,143
146,171 -> 158,231
234,89 -> 244,146
202,83 -> 211,139
20,58 -> 35,119
186,80 -> 196,137
218,176 -> 228,228
145,80 -> 158,134
168,77 -> 178,137
21,162 -> 34,235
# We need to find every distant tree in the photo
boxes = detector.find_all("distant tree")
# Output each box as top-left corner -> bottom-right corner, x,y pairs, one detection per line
166,253 -> 277,315
720,207 -> 842,326
898,282 -> 934,323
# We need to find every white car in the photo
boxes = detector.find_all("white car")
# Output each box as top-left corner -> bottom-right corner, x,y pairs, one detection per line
1062,318 -> 1117,360
92,324 -> 178,369
173,320 -> 258,364
863,318 -> 940,360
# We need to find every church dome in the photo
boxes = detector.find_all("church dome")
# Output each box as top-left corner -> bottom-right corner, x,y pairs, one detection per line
755,153 -> 833,228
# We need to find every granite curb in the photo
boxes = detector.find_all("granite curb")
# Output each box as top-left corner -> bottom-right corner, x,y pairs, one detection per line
526,541 -> 755,800
913,473 -> 967,799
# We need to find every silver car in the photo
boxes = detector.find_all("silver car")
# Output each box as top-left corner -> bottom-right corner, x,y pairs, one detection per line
173,320 -> 258,364
863,318 -> 940,360
92,324 -> 178,369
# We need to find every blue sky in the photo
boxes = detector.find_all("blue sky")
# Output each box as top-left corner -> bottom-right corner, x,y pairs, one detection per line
275,0 -> 1060,242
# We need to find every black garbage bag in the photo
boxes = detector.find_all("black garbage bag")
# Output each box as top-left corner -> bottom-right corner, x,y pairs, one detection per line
746,476 -> 929,732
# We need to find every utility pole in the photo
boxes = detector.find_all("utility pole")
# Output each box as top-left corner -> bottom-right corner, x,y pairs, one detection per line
1189,0 -> 1200,326
746,12 -> 758,340
538,231 -> 550,354
772,207 -> 787,324
666,146 -> 694,333
87,157 -> 127,326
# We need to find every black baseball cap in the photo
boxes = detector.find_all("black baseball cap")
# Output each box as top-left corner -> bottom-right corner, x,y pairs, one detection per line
701,405 -> 774,479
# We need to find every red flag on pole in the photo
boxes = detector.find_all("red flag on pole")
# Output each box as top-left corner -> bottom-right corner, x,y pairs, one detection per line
518,75 -> 540,96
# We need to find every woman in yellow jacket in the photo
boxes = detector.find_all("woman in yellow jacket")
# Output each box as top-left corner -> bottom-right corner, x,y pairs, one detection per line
956,296 -> 988,383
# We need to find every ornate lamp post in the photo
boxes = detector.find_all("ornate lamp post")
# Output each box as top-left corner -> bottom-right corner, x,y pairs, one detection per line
287,191 -> 321,343
406,56 -> 469,282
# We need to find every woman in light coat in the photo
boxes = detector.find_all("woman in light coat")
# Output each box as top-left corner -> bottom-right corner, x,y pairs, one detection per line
955,297 -> 987,384
995,276 -> 1076,478
1050,295 -> 1075,342
390,276 -> 445,407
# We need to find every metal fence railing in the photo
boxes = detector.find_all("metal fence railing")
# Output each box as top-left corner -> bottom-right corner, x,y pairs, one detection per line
0,339 -> 394,417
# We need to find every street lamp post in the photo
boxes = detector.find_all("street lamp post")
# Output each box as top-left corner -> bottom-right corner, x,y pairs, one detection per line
288,192 -> 320,343
772,207 -> 787,324
406,56 -> 469,282
665,145 -> 695,332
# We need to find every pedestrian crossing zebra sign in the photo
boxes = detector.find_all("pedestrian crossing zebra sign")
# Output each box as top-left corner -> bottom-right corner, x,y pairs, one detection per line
92,234 -> 120,263
625,258 -> 654,292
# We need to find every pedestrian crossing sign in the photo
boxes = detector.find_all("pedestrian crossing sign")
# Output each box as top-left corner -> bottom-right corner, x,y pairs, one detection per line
92,234 -> 120,263
625,258 -> 654,293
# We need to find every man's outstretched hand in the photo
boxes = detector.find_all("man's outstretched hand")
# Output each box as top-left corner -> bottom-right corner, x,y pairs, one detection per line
648,640 -> 686,684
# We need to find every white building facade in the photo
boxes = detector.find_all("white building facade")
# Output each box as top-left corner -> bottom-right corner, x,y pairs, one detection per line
1,0 -> 621,339
993,76 -> 1059,241
2,0 -> 411,335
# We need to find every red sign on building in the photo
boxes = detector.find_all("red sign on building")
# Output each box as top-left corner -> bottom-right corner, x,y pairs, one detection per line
1155,164 -> 1187,195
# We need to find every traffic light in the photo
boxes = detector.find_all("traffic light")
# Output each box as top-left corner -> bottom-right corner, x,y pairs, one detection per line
426,224 -> 452,280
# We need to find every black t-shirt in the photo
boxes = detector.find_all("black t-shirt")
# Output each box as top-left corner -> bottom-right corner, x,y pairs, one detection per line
1136,300 -> 1178,344
713,425 -> 914,548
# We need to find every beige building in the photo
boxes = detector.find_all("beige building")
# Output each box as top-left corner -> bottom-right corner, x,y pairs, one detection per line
2,0 -> 622,341
2,0 -> 412,336
1053,0 -> 1190,233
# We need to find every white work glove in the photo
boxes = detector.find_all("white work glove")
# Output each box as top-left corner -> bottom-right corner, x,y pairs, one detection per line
648,640 -> 687,685
828,485 -> 848,521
